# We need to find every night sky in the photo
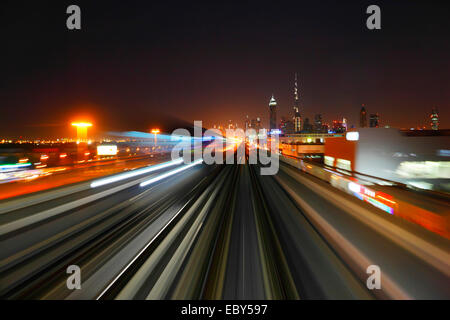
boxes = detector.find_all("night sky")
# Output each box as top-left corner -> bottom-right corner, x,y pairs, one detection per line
1,0 -> 449,138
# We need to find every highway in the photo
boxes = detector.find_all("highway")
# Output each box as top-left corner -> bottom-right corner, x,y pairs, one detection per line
0,154 -> 171,200
0,155 -> 449,300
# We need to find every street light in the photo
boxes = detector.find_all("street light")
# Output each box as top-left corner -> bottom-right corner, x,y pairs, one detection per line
151,129 -> 160,147
72,122 -> 93,142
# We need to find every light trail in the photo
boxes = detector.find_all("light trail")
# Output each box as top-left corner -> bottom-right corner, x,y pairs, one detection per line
95,200 -> 192,300
0,163 -> 32,172
90,158 -> 184,188
140,159 -> 204,187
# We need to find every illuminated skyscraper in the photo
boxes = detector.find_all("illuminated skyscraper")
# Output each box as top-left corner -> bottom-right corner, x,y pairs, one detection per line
303,118 -> 313,132
342,118 -> 348,131
431,108 -> 439,130
293,73 -> 302,132
369,113 -> 379,128
314,114 -> 323,132
250,117 -> 261,133
269,95 -> 277,131
293,108 -> 301,133
280,116 -> 295,135
360,105 -> 367,128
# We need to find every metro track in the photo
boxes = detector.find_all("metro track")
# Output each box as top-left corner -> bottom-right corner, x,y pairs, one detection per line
0,162 -> 220,299
0,158 -> 448,300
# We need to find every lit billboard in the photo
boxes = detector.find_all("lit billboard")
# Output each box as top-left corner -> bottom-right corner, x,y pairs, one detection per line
97,145 -> 118,156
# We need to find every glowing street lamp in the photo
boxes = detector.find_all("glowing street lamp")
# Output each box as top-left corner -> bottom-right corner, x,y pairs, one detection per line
72,122 -> 93,142
151,129 -> 160,146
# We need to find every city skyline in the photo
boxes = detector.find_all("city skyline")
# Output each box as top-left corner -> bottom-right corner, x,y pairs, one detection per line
1,1 -> 449,304
0,101 -> 443,139
1,1 -> 449,139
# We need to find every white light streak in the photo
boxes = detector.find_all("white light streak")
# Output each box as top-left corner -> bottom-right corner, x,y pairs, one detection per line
90,158 -> 184,188
140,159 -> 203,187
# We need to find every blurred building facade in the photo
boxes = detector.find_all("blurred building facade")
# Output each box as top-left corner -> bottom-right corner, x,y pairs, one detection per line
360,105 -> 367,128
324,128 -> 450,192
293,73 -> 302,133
369,113 -> 379,128
431,109 -> 439,130
269,95 -> 277,131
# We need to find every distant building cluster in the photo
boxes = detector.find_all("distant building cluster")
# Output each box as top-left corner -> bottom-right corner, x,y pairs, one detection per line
359,104 -> 379,128
266,74 -> 359,136
256,73 -> 442,136
244,116 -> 262,133
214,73 -> 442,137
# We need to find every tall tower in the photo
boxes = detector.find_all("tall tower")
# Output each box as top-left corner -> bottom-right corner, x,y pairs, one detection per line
245,115 -> 250,131
360,105 -> 367,128
293,73 -> 302,133
431,108 -> 439,130
314,114 -> 323,132
369,113 -> 379,128
269,95 -> 277,131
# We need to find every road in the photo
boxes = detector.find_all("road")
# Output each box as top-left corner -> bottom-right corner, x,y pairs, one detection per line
0,157 -> 449,299
0,154 -> 170,200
